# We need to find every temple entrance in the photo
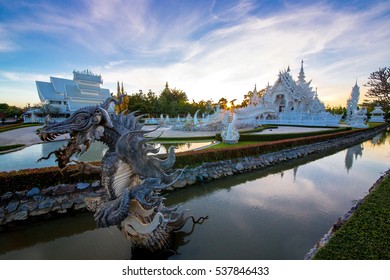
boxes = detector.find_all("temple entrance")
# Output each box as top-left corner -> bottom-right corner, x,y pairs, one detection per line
274,94 -> 286,112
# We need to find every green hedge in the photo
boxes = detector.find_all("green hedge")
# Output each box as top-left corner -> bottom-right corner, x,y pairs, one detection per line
174,127 -> 370,168
0,123 -> 42,133
0,164 -> 100,194
0,144 -> 25,152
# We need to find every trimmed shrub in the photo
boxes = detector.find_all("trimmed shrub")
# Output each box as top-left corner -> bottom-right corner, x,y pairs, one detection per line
0,144 -> 25,152
0,164 -> 100,193
175,127 -> 368,168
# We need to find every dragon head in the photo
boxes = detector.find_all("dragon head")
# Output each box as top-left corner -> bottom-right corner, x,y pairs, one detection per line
38,100 -> 114,168
115,127 -> 183,185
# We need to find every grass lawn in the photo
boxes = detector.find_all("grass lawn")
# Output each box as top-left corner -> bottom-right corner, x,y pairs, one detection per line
206,141 -> 260,149
0,122 -> 42,133
313,171 -> 390,259
0,144 -> 25,152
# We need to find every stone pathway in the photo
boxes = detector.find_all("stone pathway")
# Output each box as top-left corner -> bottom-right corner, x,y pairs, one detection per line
0,125 -> 68,146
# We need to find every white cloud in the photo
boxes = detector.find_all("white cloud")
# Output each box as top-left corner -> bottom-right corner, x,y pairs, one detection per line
0,71 -> 66,83
1,1 -> 390,107
89,2 -> 388,106
0,25 -> 18,52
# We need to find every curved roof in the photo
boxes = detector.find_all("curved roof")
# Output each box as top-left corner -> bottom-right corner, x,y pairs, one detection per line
371,106 -> 385,114
35,71 -> 111,113
36,81 -> 64,101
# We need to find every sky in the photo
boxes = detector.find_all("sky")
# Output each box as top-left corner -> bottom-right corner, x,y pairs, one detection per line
0,0 -> 389,108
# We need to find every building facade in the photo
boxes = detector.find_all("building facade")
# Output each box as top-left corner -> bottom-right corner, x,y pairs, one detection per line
35,70 -> 111,115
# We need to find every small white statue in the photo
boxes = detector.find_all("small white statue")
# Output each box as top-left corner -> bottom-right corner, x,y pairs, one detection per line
221,112 -> 240,144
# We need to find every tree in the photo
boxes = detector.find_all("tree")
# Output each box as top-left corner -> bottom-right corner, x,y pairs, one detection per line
35,103 -> 60,117
0,103 -> 10,118
0,103 -> 23,118
217,97 -> 228,109
364,67 -> 390,114
127,90 -> 148,113
325,105 -> 347,118
145,89 -> 159,117
114,81 -> 130,114
158,82 -> 189,116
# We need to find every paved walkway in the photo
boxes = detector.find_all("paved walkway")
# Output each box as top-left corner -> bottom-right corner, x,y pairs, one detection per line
143,126 -> 218,138
0,126 -> 69,146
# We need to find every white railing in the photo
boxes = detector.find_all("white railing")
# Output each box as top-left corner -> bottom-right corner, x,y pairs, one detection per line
23,116 -> 68,124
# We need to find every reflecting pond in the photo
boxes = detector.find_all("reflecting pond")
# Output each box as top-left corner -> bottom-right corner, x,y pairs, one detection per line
0,141 -> 214,172
0,131 -> 389,259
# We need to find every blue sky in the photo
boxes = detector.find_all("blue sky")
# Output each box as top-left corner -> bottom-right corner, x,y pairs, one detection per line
1,0 -> 389,108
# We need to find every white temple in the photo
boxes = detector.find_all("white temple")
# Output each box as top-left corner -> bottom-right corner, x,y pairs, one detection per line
235,61 -> 342,127
35,70 -> 111,116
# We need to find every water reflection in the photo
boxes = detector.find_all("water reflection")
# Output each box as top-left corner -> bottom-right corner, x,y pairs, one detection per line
345,144 -> 363,172
0,132 -> 389,259
371,131 -> 388,146
0,141 -> 213,172
0,214 -> 132,260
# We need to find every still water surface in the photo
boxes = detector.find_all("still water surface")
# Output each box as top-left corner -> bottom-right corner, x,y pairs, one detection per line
0,132 -> 389,259
0,141 -> 213,172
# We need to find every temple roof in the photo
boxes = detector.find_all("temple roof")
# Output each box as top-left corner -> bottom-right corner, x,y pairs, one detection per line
36,81 -> 64,102
371,106 -> 385,114
35,71 -> 111,107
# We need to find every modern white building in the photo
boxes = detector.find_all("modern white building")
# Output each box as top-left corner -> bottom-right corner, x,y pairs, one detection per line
35,70 -> 111,116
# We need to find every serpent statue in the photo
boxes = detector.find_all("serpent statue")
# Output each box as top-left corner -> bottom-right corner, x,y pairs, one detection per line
38,95 -> 205,252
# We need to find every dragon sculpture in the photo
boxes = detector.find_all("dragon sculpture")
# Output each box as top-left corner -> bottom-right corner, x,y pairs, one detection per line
38,95 -> 204,252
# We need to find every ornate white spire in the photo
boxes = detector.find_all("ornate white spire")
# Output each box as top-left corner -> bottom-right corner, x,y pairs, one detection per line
298,60 -> 305,83
351,79 -> 360,101
346,80 -> 360,118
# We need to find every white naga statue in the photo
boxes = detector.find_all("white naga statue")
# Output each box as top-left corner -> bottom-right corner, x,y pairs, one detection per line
346,81 -> 368,128
221,111 -> 240,144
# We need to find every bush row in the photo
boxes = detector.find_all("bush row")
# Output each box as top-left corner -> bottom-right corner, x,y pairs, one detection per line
0,144 -> 25,152
174,127 -> 365,168
0,122 -> 41,133
0,164 -> 100,194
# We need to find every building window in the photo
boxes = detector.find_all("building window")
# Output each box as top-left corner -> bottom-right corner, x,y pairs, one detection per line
49,101 -> 62,105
